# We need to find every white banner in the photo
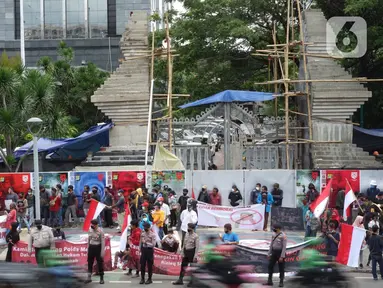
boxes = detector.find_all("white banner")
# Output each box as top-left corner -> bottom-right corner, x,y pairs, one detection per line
197,203 -> 265,230
0,215 -> 7,245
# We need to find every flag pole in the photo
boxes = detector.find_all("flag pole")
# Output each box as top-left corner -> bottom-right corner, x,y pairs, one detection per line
345,178 -> 364,213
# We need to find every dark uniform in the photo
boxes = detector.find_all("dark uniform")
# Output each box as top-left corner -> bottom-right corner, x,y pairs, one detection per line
85,219 -> 105,284
265,225 -> 287,287
140,222 -> 156,284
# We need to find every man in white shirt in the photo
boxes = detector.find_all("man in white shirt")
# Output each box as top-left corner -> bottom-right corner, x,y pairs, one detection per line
158,197 -> 171,234
180,204 -> 198,246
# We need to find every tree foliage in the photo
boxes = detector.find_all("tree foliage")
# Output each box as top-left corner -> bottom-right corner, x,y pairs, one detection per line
0,42 -> 108,171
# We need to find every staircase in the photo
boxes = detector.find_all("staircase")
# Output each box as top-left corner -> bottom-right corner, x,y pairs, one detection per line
303,9 -> 381,169
77,10 -> 152,170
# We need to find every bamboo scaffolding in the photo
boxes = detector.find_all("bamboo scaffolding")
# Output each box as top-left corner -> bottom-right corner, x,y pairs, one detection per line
253,52 -> 344,59
253,77 -> 383,85
273,21 -> 278,119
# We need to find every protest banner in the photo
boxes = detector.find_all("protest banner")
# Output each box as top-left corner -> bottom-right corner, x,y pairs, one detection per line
197,203 -> 265,230
0,215 -> 7,245
152,171 -> 185,194
12,237 -> 113,271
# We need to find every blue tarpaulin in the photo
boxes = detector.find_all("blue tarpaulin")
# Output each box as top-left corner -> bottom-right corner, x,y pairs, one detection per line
179,90 -> 275,109
13,122 -> 113,161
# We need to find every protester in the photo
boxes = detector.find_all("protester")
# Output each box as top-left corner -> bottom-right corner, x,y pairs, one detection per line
103,187 -> 114,228
52,225 -> 66,240
39,186 -> 50,226
335,189 -> 345,220
85,219 -> 105,284
110,189 -> 126,232
209,187 -> 222,206
198,185 -> 210,203
152,203 -> 166,239
16,192 -> 29,231
140,222 -> 156,285
6,203 -> 17,232
114,243 -> 130,270
168,191 -> 178,227
162,228 -> 180,253
28,219 -> 55,264
368,225 -> 383,280
158,197 -> 171,235
219,223 -> 239,244
178,189 -> 190,213
305,183 -> 319,204
56,184 -> 64,227
26,188 -> 35,227
82,185 -> 91,217
49,188 -> 61,227
264,223 -> 286,287
271,183 -> 283,207
139,212 -> 153,230
173,223 -> 199,286
250,183 -> 261,205
367,180 -> 381,201
5,222 -> 19,262
353,213 -> 366,268
325,222 -> 340,259
180,203 -> 198,246
6,187 -> 18,208
65,185 -> 78,227
368,213 -> 380,231
257,186 -> 274,231
373,191 -> 383,205
305,210 -> 319,238
228,185 -> 243,207
127,220 -> 141,277
130,188 -> 143,221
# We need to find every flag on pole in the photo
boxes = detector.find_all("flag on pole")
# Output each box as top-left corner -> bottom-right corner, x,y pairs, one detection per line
191,188 -> 196,199
343,179 -> 357,220
83,199 -> 106,231
119,205 -> 132,251
336,223 -> 366,267
310,178 -> 333,218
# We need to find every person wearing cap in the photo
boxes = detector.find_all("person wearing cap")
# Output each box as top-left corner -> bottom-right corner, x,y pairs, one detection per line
65,185 -> 78,227
173,223 -> 199,285
110,189 -> 126,232
140,221 -> 156,284
367,180 -> 381,202
85,219 -> 105,284
28,219 -> 55,264
180,202 -> 198,247
264,223 -> 287,287
152,203 -> 166,239
197,185 -> 209,203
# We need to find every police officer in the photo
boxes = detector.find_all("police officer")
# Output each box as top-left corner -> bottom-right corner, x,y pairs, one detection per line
28,219 -> 55,264
85,219 -> 105,284
264,223 -> 287,287
140,222 -> 156,285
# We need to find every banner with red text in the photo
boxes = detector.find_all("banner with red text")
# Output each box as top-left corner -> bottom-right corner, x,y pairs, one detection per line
197,203 -> 265,230
11,238 -> 112,271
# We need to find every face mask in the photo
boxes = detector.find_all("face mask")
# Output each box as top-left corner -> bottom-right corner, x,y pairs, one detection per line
256,187 -> 260,190
118,193 -> 121,197
187,228 -> 193,232
232,189 -> 235,192
272,228 -> 277,233
188,206 -> 192,211
159,201 -> 163,205
92,190 -> 97,194
91,225 -> 96,230
143,217 -> 148,221
183,192 -> 188,196
28,192 -> 32,195
37,225 -> 42,230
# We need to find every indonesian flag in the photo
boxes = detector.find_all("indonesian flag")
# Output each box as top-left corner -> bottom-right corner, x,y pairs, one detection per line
191,188 -> 196,199
343,179 -> 357,220
310,178 -> 333,218
119,205 -> 132,251
83,199 -> 106,231
336,223 -> 366,267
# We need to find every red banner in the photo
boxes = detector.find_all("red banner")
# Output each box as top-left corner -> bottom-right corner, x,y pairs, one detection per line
12,238 -> 112,271
111,171 -> 146,197
322,170 -> 360,208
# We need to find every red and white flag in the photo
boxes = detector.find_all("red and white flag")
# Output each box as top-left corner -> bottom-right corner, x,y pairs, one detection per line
343,179 -> 357,220
119,205 -> 132,251
83,199 -> 106,231
336,223 -> 366,267
310,178 -> 333,218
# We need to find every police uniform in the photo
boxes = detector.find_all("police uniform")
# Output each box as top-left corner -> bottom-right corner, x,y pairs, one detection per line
28,220 -> 54,264
266,231 -> 287,287
140,225 -> 156,284
86,220 -> 105,284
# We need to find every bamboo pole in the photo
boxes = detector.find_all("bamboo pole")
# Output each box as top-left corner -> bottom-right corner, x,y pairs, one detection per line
253,52 -> 344,60
273,21 -> 278,118
297,0 -> 313,140
253,77 -> 383,85
150,22 -> 156,144
284,0 -> 291,169
165,14 -> 173,151
153,94 -> 190,97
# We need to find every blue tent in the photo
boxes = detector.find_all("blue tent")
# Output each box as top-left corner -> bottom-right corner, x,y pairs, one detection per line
179,90 -> 275,109
13,122 -> 113,161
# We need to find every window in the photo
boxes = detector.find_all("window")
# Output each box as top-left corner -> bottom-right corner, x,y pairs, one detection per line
24,0 -> 41,39
66,0 -> 85,38
88,0 -> 107,38
44,0 -> 64,39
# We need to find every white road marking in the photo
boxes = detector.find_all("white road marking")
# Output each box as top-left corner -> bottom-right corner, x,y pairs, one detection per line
153,281 -> 163,283
109,281 -> 132,283
355,277 -> 373,279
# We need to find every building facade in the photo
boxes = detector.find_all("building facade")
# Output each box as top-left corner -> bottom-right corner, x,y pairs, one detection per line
0,0 -> 152,69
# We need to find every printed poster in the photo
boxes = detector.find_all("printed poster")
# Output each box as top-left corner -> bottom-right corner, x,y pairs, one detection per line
111,171 -> 145,197
0,173 -> 32,204
69,172 -> 107,204
151,171 -> 185,193
295,170 -> 320,207
39,172 -> 69,197
321,170 -> 360,208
